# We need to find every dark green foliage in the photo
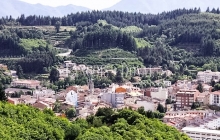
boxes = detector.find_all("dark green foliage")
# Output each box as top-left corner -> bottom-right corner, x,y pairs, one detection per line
49,67 -> 60,83
157,103 -> 166,113
114,70 -> 124,84
191,102 -> 201,109
65,108 -> 76,119
0,84 -> 7,101
0,103 -> 189,140
16,65 -> 23,78
196,83 -> 204,93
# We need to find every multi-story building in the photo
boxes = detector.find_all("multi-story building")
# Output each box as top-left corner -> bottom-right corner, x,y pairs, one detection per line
209,91 -> 220,106
150,87 -> 168,100
182,127 -> 220,140
176,89 -> 199,109
100,92 -> 125,108
197,70 -> 220,83
11,80 -> 41,89
137,67 -> 162,76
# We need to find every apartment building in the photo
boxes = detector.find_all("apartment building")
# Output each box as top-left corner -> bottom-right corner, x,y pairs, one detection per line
176,89 -> 199,108
197,70 -> 220,83
182,127 -> 220,140
209,91 -> 220,106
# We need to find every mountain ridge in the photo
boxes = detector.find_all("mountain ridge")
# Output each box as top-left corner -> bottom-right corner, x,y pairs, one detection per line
0,0 -> 90,17
105,0 -> 220,14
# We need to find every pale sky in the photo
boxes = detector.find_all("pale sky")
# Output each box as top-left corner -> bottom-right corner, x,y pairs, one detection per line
19,0 -> 121,10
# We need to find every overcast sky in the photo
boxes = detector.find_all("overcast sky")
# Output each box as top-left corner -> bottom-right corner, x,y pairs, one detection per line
19,0 -> 121,9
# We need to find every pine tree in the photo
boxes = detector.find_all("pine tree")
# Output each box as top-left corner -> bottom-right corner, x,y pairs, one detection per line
0,84 -> 7,101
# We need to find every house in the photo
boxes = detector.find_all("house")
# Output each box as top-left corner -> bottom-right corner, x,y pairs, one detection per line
32,101 -> 51,110
11,79 -> 40,89
197,70 -> 220,83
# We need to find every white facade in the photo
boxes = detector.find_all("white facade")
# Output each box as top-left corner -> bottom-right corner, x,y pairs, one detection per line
182,127 -> 220,140
33,89 -> 55,98
136,100 -> 157,111
163,81 -> 171,87
65,90 -> 78,107
11,80 -> 40,89
100,92 -> 125,108
58,68 -> 70,78
197,70 -> 220,83
199,115 -> 220,130
150,87 -> 168,100
209,92 -> 220,106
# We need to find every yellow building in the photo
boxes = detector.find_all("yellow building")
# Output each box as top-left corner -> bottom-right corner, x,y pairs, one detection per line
0,64 -> 8,71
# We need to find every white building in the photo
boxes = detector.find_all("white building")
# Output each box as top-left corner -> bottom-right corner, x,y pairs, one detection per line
11,80 -> 40,89
137,67 -> 162,76
136,100 -> 157,111
197,70 -> 220,83
58,68 -> 70,78
150,87 -> 168,100
33,89 -> 55,98
64,61 -> 76,68
100,92 -> 125,108
182,127 -> 220,140
163,81 -> 172,87
199,114 -> 220,130
209,91 -> 220,106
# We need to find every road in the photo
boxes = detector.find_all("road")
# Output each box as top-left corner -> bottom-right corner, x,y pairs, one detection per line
56,49 -> 72,57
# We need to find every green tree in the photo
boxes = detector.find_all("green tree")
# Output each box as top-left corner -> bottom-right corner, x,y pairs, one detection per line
16,65 -> 24,79
196,83 -> 204,93
115,70 -> 124,83
55,21 -> 61,33
157,103 -> 165,113
49,67 -> 60,83
0,84 -> 7,101
65,108 -> 76,119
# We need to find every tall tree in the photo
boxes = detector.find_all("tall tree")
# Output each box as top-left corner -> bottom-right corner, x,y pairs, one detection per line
55,21 -> 61,33
16,65 -> 24,79
0,84 -> 7,101
196,83 -> 204,93
49,67 -> 60,83
157,103 -> 165,113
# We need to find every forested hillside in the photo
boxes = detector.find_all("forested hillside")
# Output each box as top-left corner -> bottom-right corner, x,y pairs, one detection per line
0,102 -> 189,140
2,9 -> 220,74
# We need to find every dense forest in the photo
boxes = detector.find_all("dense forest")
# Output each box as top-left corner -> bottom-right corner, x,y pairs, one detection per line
0,102 -> 189,140
1,8 -> 220,75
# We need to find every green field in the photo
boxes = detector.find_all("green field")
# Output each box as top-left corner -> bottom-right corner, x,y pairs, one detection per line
135,38 -> 152,48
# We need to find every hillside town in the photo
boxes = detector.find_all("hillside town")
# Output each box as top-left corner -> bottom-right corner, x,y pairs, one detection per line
2,60 -> 220,139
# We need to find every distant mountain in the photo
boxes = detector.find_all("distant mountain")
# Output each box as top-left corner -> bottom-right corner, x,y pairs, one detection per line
105,0 -> 220,14
0,0 -> 90,18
